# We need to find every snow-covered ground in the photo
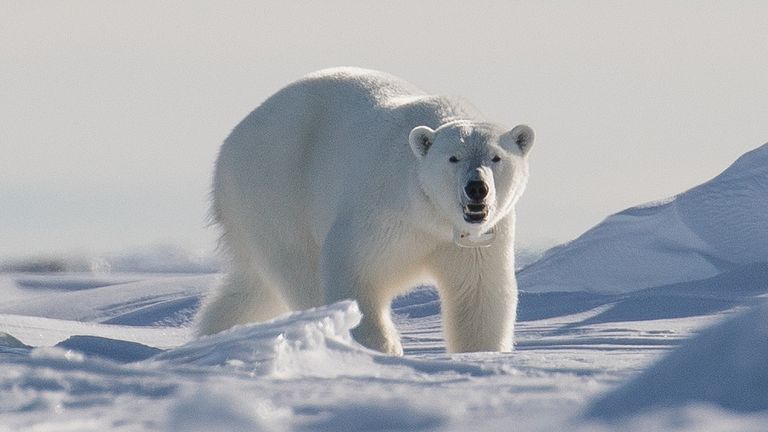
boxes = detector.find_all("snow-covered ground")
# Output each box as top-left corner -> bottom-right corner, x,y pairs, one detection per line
517,143 -> 768,294
1,144 -> 767,431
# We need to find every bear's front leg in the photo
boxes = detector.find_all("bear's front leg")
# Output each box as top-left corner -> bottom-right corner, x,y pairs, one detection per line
320,232 -> 403,356
349,300 -> 403,356
436,254 -> 518,353
326,276 -> 403,356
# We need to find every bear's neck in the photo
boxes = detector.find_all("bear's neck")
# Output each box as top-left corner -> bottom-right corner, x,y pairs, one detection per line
407,181 -> 516,248
407,181 -> 452,243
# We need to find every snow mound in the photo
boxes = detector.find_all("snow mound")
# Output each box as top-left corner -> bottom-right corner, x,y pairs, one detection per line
0,332 -> 31,358
0,274 -> 213,327
153,300 -> 373,378
55,336 -> 162,363
587,301 -> 768,419
519,143 -> 768,294
518,262 -> 768,324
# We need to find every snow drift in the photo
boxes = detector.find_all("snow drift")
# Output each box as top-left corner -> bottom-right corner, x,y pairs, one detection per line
153,300 -> 371,378
587,301 -> 768,419
0,274 -> 212,328
518,143 -> 768,294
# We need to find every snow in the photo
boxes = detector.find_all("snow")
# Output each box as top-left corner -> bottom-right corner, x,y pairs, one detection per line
152,301 -> 384,379
587,301 -> 768,419
1,270 -> 765,431
1,143 -> 768,430
518,143 -> 768,294
0,273 -> 211,327
0,244 -> 221,274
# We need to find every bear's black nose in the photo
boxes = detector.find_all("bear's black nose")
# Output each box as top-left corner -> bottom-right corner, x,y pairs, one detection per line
464,180 -> 489,201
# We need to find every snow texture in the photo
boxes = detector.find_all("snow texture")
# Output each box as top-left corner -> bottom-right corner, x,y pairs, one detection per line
1,143 -> 768,430
518,143 -> 768,294
588,301 -> 768,418
0,244 -> 220,274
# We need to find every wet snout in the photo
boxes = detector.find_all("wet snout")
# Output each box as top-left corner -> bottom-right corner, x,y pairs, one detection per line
462,167 -> 493,223
464,180 -> 489,202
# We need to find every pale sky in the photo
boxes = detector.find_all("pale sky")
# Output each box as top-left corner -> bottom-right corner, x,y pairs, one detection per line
2,1 -> 767,260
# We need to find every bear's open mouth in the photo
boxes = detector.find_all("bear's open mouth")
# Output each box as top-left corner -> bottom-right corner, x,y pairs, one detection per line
463,204 -> 488,223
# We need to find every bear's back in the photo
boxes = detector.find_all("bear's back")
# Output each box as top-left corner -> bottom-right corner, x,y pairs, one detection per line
296,67 -> 481,123
214,68 -> 484,247
293,69 -> 485,239
298,67 -> 426,107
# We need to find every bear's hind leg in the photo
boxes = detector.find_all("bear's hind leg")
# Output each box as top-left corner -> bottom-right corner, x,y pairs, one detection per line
195,271 -> 289,336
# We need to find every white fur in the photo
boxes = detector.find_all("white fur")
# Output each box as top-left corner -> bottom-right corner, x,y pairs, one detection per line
196,67 -> 533,355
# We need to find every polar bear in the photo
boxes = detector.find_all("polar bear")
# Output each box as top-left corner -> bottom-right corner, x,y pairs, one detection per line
196,67 -> 534,355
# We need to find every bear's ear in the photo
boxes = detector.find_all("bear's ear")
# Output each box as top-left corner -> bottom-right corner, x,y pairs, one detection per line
409,126 -> 435,158
501,124 -> 534,156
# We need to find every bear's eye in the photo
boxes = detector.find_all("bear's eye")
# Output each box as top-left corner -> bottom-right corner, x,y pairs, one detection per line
449,156 -> 460,163
492,155 -> 501,163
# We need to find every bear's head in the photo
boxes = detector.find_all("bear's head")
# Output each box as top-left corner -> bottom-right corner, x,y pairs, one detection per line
409,120 -> 534,243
